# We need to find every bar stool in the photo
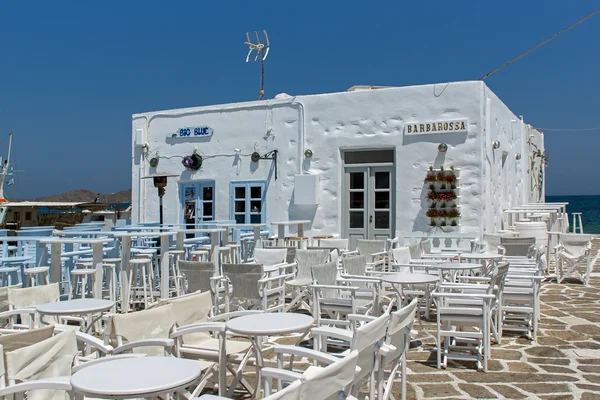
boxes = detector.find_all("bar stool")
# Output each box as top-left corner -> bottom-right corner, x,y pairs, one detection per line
128,258 -> 153,309
311,235 -> 334,247
218,247 -> 236,264
225,244 -> 242,264
24,266 -> 50,287
101,263 -> 117,302
103,257 -> 122,297
190,249 -> 209,262
572,212 -> 584,234
262,238 -> 277,248
70,267 -> 97,299
284,236 -> 309,249
169,250 -> 186,296
0,265 -> 23,286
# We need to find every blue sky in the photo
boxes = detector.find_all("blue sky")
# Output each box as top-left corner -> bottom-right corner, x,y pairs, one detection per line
0,1 -> 598,198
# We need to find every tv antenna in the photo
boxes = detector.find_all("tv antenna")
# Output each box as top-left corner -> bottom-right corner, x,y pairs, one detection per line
244,30 -> 270,100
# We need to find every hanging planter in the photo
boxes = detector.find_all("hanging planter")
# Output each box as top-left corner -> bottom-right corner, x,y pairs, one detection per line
424,165 -> 460,230
182,153 -> 202,170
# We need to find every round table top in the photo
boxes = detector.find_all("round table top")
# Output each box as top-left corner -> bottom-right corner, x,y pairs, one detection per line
36,299 -> 115,315
435,262 -> 483,270
460,252 -> 504,260
227,313 -> 313,336
71,357 -> 201,398
0,256 -> 32,263
380,273 -> 439,284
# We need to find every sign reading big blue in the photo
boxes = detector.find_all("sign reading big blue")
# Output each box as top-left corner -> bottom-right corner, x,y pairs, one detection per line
170,126 -> 214,139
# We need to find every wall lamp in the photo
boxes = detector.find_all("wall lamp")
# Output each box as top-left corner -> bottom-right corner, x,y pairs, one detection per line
251,150 -> 279,180
492,141 -> 501,149
515,153 -> 522,160
304,149 -> 313,158
438,143 -> 448,153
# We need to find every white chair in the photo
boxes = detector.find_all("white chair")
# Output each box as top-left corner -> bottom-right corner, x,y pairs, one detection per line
262,349 -> 360,400
319,238 -> 350,253
499,237 -> 536,257
254,248 -> 287,266
433,283 -> 495,371
356,239 -> 387,269
312,312 -> 390,400
376,299 -> 418,400
221,263 -> 287,313
285,249 -> 330,312
555,233 -> 592,285
164,291 -> 255,397
310,262 -> 361,328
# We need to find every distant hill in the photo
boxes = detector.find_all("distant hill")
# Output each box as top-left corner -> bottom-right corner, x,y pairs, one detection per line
29,189 -> 131,203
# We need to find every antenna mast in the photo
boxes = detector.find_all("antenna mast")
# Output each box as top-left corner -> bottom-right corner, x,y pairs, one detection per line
244,30 -> 270,100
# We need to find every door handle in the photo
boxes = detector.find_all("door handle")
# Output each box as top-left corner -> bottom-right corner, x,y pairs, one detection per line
369,215 -> 373,224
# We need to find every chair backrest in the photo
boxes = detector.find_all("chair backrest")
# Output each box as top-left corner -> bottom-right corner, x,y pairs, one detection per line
295,250 -> 330,281
109,303 -> 176,356
391,247 -> 411,264
8,283 -> 60,309
500,237 -> 536,257
420,239 -> 432,255
0,283 -> 21,314
0,325 -> 55,352
311,262 -> 338,298
179,261 -> 215,293
329,249 -> 339,267
491,262 -> 510,293
319,239 -> 349,251
351,313 -> 390,381
162,291 -> 213,343
342,255 -> 367,276
356,239 -> 386,256
5,330 -> 77,400
560,233 -> 592,257
263,379 -> 303,400
408,244 -> 421,260
385,299 -> 418,362
222,263 -> 263,300
300,350 -> 360,400
254,248 -> 287,266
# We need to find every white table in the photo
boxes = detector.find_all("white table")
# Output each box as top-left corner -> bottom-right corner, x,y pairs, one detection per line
434,262 -> 483,282
36,299 -> 115,332
174,229 -> 225,267
459,252 -> 504,274
271,220 -> 311,242
39,238 -> 112,299
0,256 -> 33,264
70,356 -> 202,399
113,231 -> 176,312
379,273 -> 439,319
227,313 -> 314,397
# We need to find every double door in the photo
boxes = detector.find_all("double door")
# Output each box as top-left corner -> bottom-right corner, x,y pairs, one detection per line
344,166 -> 394,249
181,181 -> 215,228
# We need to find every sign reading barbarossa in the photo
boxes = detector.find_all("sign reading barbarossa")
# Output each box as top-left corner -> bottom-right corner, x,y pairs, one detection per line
405,119 -> 468,135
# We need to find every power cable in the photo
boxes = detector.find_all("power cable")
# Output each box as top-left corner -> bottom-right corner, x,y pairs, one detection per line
480,8 -> 600,80
533,127 -> 600,132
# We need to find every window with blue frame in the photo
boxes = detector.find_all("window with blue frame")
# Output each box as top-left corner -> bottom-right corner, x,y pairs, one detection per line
230,181 -> 266,224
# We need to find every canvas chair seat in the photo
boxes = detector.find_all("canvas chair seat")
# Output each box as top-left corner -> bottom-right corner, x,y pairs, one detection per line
183,337 -> 252,356
286,277 -> 312,287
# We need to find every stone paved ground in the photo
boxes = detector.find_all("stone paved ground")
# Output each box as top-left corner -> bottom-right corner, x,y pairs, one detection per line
401,238 -> 600,399
239,239 -> 600,399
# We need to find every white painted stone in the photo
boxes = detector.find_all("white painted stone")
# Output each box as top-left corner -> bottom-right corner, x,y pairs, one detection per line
131,81 -> 544,239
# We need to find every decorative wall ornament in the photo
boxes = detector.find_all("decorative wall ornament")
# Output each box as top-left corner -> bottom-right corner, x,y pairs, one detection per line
182,153 -> 202,170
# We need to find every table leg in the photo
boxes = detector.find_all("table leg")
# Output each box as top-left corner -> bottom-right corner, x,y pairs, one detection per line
210,231 -> 219,274
49,242 -> 62,286
176,232 -> 184,251
120,237 -> 131,312
222,227 -> 230,246
92,243 -> 103,299
277,225 -> 285,245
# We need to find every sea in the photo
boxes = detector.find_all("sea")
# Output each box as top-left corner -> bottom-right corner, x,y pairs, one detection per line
546,195 -> 600,234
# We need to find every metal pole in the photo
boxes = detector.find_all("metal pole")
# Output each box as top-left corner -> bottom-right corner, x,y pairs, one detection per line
158,187 -> 165,225
260,47 -> 265,100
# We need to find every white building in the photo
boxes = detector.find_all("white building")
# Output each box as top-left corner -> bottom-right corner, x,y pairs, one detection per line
131,81 -> 545,248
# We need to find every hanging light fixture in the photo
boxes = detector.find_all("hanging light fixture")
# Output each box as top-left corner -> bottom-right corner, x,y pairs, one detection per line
304,149 -> 313,158
438,143 -> 448,153
492,141 -> 501,149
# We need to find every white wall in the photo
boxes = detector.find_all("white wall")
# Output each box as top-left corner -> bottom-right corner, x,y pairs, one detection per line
132,81 -> 540,237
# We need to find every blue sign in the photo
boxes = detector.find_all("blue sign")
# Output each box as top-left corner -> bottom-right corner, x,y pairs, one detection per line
170,126 -> 214,139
